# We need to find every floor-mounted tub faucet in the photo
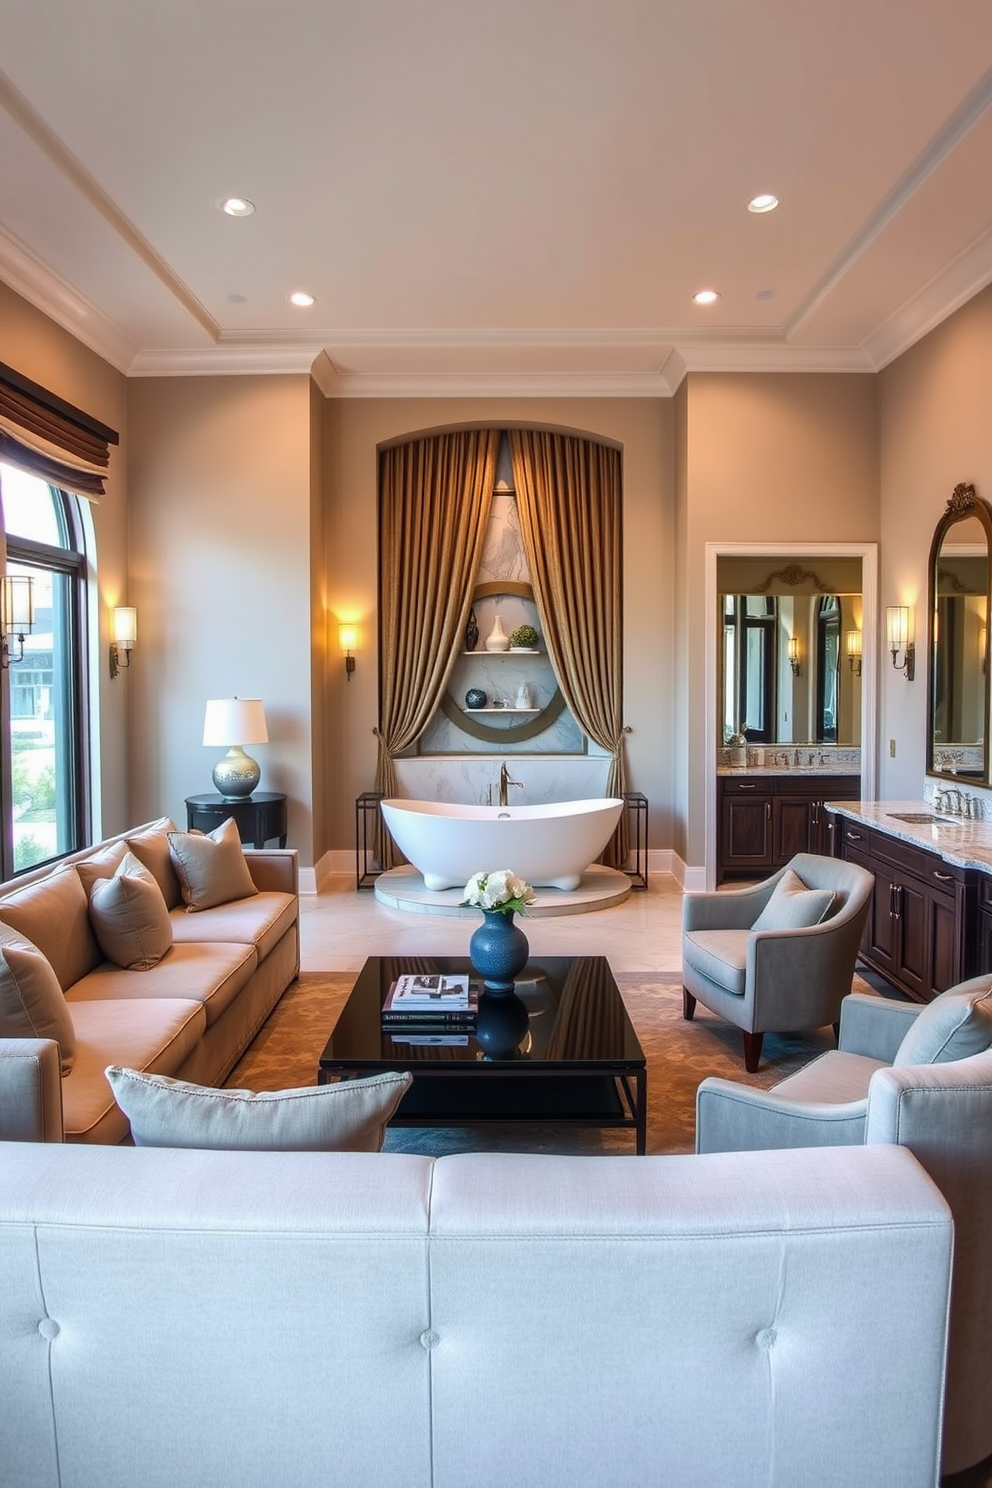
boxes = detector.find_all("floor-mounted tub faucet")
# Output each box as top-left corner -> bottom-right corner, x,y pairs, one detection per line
498,762 -> 523,808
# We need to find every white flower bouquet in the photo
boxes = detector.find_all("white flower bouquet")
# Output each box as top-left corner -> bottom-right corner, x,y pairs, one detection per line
460,869 -> 536,915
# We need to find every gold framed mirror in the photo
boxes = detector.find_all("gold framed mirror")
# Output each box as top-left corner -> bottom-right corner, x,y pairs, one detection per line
927,482 -> 992,782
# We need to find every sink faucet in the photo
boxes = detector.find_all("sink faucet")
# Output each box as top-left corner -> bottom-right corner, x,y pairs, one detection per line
498,762 -> 523,808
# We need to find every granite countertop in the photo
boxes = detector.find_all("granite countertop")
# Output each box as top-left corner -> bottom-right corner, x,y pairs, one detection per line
827,799 -> 992,873
718,767 -> 862,778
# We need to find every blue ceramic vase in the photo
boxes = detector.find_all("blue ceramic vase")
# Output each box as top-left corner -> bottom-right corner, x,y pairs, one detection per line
475,988 -> 530,1060
468,909 -> 529,994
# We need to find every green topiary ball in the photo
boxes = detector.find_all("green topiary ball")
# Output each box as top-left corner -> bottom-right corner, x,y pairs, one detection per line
510,624 -> 539,649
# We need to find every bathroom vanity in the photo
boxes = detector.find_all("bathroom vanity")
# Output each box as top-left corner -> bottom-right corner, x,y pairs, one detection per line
717,769 -> 860,884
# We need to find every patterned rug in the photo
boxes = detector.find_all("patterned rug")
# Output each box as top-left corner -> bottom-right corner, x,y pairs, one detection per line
226,970 -> 842,1155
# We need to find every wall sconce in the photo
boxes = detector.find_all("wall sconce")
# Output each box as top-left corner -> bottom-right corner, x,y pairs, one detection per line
339,623 -> 359,680
886,605 -> 915,680
1,574 -> 35,668
981,625 -> 987,674
109,606 -> 137,679
788,636 -> 801,676
846,629 -> 863,676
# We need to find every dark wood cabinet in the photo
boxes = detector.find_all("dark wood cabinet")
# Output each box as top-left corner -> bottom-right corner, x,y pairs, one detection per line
833,817 -> 976,1001
718,774 -> 860,885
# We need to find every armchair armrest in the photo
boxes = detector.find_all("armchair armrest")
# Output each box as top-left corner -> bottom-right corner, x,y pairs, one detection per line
0,1039 -> 64,1142
243,847 -> 299,896
682,875 -> 779,933
696,1075 -> 868,1154
838,993 -> 920,1060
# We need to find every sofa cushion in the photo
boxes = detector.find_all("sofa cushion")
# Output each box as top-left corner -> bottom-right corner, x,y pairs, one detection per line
894,981 -> 992,1067
87,852 -> 174,970
64,998 -> 206,1143
682,929 -> 750,996
0,867 -> 101,991
74,840 -> 129,897
105,1067 -> 414,1152
169,890 -> 296,962
66,941 -> 258,1028
0,923 -> 76,1073
751,869 -> 836,932
168,818 -> 259,912
125,818 -> 182,910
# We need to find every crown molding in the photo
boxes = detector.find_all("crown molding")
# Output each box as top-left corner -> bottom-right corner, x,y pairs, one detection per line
863,224 -> 992,370
128,344 -> 320,377
0,226 -> 137,373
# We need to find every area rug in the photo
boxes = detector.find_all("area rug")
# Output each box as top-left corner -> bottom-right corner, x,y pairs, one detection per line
225,971 -> 842,1155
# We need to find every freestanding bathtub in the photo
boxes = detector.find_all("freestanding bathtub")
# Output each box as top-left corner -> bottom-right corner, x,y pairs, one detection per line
379,797 -> 625,892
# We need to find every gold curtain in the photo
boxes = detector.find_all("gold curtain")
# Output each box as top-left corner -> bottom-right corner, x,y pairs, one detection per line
375,429 -> 499,865
509,429 -> 628,868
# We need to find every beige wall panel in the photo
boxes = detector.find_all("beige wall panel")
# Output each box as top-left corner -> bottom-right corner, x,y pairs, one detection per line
680,373 -> 880,868
309,379 -> 329,864
0,283 -> 130,837
322,397 -> 674,856
126,376 -> 314,860
879,283 -> 992,798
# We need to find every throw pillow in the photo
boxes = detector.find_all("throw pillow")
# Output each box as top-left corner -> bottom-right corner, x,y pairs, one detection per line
74,840 -> 129,897
894,980 -> 992,1067
88,852 -> 174,970
105,1066 -> 414,1152
125,818 -> 182,909
751,868 -> 836,932
0,923 -> 76,1073
167,817 -> 258,912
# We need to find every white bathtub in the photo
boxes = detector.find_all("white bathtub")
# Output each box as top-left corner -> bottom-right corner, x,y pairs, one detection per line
379,797 -> 625,892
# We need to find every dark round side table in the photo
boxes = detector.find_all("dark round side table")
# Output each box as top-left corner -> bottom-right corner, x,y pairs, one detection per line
185,792 -> 288,848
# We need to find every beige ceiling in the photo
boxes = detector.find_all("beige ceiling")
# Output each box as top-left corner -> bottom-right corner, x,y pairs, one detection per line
1,0 -> 991,394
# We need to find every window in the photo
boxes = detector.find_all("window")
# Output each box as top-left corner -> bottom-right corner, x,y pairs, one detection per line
1,462 -> 89,876
724,594 -> 776,742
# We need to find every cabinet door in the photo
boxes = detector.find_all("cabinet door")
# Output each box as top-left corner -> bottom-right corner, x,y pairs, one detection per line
773,796 -> 815,863
892,880 -> 928,999
864,863 -> 899,974
929,891 -> 962,996
720,795 -> 772,870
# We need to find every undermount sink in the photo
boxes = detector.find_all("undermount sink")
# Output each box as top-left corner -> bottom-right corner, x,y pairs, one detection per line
887,811 -> 955,825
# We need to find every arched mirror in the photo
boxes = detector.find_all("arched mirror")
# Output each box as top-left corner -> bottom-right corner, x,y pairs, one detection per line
927,482 -> 992,782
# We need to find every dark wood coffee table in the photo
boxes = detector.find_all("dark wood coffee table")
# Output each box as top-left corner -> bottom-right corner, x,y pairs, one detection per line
317,955 -> 647,1153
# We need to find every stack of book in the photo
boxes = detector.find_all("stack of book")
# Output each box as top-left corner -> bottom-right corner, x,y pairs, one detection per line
382,973 -> 478,1045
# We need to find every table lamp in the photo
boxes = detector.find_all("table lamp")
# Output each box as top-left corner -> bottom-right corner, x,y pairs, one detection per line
202,698 -> 268,798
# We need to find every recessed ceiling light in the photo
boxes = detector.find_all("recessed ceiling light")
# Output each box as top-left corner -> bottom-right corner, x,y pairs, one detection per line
218,197 -> 255,217
747,194 -> 779,214
288,291 -> 316,307
227,293 -> 248,304
693,289 -> 720,306
754,287 -> 776,301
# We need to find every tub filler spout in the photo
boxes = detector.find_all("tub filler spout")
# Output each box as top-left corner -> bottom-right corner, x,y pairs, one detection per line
498,762 -> 523,808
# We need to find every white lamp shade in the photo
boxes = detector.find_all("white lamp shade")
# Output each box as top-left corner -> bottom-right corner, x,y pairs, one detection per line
2,574 -> 35,635
846,629 -> 863,660
112,606 -> 137,647
202,698 -> 268,746
887,606 -> 912,652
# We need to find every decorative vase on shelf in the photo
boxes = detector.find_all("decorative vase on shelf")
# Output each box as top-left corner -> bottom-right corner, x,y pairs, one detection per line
485,614 -> 510,652
515,682 -> 533,709
464,607 -> 480,652
469,909 -> 529,993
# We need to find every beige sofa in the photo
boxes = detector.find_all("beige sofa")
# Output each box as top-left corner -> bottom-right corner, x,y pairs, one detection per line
0,1141 -> 953,1488
0,817 -> 299,1143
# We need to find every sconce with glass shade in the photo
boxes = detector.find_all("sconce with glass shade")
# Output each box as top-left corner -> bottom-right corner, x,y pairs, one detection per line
339,623 -> 360,680
202,697 -> 268,798
1,573 -> 35,668
787,636 -> 801,676
846,629 -> 863,676
887,605 -> 915,680
109,606 -> 137,678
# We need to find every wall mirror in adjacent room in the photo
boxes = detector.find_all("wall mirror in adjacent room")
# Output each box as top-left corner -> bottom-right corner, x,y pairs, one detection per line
927,482 -> 992,783
718,558 -> 864,747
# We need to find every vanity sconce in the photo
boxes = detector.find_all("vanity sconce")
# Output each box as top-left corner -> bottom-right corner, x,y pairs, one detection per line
787,636 -> 801,677
339,623 -> 360,681
886,605 -> 915,681
109,606 -> 137,679
981,625 -> 987,675
846,629 -> 863,676
1,574 -> 35,669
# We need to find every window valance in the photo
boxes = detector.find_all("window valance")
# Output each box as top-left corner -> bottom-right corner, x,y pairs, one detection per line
0,361 -> 119,500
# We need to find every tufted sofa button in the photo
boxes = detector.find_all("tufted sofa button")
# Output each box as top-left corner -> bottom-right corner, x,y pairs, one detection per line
38,1318 -> 60,1340
755,1327 -> 777,1349
419,1328 -> 440,1350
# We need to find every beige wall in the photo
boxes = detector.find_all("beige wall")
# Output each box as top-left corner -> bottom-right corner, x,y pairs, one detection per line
680,373 -> 880,865
878,282 -> 992,798
323,398 -> 674,855
1,283 -> 130,837
126,375 -> 315,857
